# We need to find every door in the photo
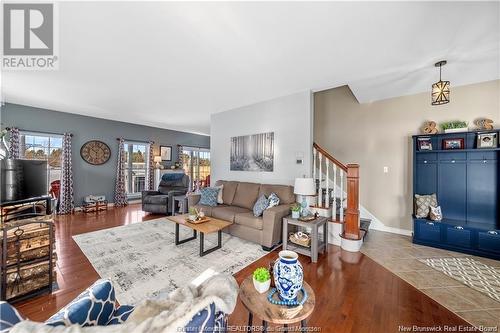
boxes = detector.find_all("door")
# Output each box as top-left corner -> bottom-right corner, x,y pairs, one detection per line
438,160 -> 467,221
467,159 -> 498,225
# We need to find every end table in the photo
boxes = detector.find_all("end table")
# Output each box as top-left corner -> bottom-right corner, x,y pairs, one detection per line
283,215 -> 328,263
239,275 -> 315,332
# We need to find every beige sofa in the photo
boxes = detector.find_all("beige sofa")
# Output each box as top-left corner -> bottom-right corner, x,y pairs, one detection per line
188,180 -> 294,250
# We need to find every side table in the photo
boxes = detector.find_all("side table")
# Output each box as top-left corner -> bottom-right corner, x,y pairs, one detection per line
283,215 -> 328,263
239,275 -> 315,332
172,195 -> 188,216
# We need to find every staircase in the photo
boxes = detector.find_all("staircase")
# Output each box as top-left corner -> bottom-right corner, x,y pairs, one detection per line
310,142 -> 371,252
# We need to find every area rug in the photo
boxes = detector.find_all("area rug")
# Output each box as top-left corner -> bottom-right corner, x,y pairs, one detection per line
419,257 -> 500,303
73,218 -> 267,305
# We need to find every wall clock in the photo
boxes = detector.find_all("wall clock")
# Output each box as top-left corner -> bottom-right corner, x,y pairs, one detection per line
80,140 -> 111,165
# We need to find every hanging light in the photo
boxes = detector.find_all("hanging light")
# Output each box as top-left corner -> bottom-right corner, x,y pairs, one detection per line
431,60 -> 450,105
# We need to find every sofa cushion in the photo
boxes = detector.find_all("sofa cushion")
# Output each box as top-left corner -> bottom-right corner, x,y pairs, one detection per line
45,279 -> 117,327
212,206 -> 250,222
143,194 -> 169,205
259,184 -> 295,204
232,182 -> 260,210
199,187 -> 220,207
193,204 -> 214,217
158,186 -> 187,195
215,180 -> 238,205
235,212 -> 264,230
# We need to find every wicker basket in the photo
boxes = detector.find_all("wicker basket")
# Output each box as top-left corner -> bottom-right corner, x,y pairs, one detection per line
289,232 -> 311,247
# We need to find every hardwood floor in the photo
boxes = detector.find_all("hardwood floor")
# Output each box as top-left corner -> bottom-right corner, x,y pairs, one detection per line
13,205 -> 470,332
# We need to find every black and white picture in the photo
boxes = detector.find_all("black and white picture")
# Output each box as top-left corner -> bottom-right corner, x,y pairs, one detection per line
160,145 -> 172,161
230,132 -> 274,172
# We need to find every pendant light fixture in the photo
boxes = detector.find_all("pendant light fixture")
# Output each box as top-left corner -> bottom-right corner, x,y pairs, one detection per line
431,60 -> 450,105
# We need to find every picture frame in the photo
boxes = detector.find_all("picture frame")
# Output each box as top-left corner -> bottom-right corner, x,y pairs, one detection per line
477,132 -> 497,149
160,145 -> 172,161
442,138 -> 464,150
417,137 -> 432,151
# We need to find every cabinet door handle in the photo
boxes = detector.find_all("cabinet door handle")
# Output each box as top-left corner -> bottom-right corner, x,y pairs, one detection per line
424,160 -> 428,164
483,160 -> 487,163
426,222 -> 434,226
455,226 -> 464,230
451,160 -> 456,163
487,231 -> 498,235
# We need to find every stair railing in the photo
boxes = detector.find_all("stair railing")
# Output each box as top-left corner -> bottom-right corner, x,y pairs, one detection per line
312,142 -> 360,240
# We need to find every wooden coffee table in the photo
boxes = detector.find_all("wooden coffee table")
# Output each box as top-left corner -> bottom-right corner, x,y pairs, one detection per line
239,275 -> 315,332
166,214 -> 232,256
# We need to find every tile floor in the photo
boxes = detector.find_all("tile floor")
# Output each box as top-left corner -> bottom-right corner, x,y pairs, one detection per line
361,230 -> 500,329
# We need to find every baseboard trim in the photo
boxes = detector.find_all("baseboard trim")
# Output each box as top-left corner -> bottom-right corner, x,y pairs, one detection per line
369,224 -> 413,236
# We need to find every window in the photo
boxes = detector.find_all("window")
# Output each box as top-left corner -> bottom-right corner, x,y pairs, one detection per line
123,142 -> 149,197
180,147 -> 210,188
20,132 -> 63,187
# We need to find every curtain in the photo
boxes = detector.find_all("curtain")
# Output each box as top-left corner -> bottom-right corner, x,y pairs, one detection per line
114,138 -> 128,206
146,141 -> 154,190
58,133 -> 74,214
8,127 -> 20,159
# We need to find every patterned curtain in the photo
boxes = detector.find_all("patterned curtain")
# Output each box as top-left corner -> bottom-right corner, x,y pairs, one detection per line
58,133 -> 74,214
8,127 -> 20,159
146,141 -> 154,190
114,138 -> 128,207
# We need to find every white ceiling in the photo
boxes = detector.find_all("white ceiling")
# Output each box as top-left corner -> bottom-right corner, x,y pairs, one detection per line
2,1 -> 499,135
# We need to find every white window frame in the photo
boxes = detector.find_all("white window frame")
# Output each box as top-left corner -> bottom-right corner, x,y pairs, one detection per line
123,141 -> 150,198
19,131 -> 63,188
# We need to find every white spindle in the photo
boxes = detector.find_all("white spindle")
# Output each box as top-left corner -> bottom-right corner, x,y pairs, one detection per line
313,149 -> 317,183
339,170 -> 344,221
332,164 -> 337,219
325,161 -> 329,208
318,152 -> 323,207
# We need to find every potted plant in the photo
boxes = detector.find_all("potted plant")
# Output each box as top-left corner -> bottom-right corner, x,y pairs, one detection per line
291,203 -> 301,219
188,207 -> 198,221
252,267 -> 271,294
441,121 -> 468,134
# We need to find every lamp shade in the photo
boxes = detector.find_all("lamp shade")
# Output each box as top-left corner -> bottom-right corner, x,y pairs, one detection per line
154,156 -> 162,163
294,178 -> 316,196
431,80 -> 450,105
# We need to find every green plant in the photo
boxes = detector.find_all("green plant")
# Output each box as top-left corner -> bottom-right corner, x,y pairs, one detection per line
291,203 -> 301,212
188,207 -> 198,215
440,121 -> 468,131
253,267 -> 270,282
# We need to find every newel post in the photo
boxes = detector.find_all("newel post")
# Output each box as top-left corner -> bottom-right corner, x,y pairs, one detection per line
344,164 -> 360,240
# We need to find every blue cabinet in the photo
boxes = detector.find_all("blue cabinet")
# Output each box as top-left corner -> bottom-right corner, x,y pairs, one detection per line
467,160 -> 498,225
438,160 -> 467,221
412,131 -> 499,260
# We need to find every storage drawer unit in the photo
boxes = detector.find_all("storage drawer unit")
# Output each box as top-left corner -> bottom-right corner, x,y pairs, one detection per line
445,226 -> 472,248
477,231 -> 500,255
414,219 -> 441,242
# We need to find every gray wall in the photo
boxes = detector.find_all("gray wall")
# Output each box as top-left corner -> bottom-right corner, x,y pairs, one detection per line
0,103 -> 210,204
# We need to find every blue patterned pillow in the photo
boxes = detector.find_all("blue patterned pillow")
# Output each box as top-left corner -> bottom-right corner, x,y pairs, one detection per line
267,192 -> 280,208
253,195 -> 270,217
45,279 -> 117,327
107,305 -> 135,325
0,301 -> 24,332
199,187 -> 220,207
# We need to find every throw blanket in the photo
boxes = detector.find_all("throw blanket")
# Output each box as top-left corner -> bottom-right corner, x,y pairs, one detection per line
11,273 -> 238,333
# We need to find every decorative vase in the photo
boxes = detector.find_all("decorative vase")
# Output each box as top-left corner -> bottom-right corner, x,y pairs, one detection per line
444,127 -> 468,134
291,211 -> 300,219
253,277 -> 271,294
273,250 -> 303,301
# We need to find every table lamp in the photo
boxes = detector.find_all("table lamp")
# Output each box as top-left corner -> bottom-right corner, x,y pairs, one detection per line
294,178 -> 316,216
154,156 -> 162,169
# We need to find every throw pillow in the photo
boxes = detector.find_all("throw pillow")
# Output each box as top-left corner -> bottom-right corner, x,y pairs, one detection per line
215,185 -> 224,204
429,206 -> 443,221
45,279 -> 117,327
267,192 -> 280,209
199,187 -> 220,207
414,194 -> 438,218
253,194 -> 270,217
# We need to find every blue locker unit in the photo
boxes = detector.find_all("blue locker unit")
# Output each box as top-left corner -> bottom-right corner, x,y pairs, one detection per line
412,130 -> 500,260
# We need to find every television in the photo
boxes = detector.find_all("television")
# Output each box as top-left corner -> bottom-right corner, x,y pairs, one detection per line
1,159 -> 49,202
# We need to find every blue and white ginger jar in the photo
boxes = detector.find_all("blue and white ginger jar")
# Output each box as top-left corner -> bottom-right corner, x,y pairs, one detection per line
273,250 -> 303,301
